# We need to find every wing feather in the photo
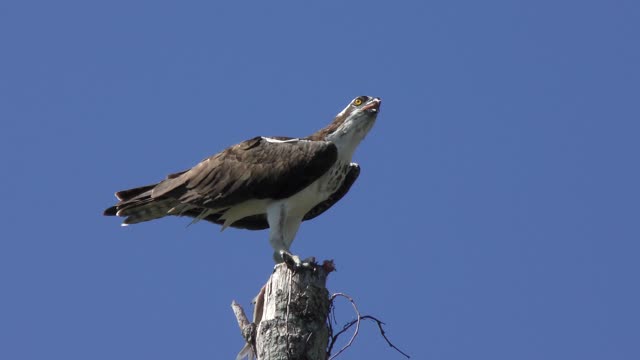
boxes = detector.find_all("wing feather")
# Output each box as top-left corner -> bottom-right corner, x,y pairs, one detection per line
188,163 -> 361,229
152,136 -> 338,209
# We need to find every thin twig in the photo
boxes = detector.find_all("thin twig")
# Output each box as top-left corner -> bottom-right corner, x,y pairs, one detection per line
359,316 -> 410,359
328,293 -> 362,359
327,293 -> 410,359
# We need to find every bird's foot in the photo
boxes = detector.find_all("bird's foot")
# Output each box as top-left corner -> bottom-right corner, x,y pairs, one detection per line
279,250 -> 316,271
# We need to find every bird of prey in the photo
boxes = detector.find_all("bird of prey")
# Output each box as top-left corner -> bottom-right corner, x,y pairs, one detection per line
104,96 -> 381,264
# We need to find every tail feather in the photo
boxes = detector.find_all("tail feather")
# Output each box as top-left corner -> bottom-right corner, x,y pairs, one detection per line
103,205 -> 118,216
115,184 -> 155,201
104,183 -> 180,225
120,199 -> 179,225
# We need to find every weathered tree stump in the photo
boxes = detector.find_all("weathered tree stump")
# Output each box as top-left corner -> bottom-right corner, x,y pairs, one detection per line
233,261 -> 334,360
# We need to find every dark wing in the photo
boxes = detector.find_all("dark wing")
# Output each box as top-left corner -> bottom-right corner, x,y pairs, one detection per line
104,137 -> 336,225
151,136 -> 338,209
188,163 -> 361,230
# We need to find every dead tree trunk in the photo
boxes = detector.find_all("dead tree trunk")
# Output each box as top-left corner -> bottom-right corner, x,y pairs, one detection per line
233,261 -> 334,360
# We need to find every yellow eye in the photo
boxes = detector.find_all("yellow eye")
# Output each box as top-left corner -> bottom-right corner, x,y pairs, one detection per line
354,98 -> 363,106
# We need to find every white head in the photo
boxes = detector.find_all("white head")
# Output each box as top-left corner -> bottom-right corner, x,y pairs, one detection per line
310,96 -> 381,156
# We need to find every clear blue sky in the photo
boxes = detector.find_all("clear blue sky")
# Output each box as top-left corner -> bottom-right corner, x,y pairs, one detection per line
1,1 -> 638,359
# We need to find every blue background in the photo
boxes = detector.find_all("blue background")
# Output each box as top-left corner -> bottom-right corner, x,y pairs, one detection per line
1,1 -> 639,359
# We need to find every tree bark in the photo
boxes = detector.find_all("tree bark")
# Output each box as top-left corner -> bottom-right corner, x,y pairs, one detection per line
234,262 -> 333,360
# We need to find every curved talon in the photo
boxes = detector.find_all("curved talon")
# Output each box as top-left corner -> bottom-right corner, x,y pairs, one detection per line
279,250 -> 316,270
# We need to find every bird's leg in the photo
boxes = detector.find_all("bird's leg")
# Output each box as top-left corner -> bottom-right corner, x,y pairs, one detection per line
267,203 -> 313,269
280,215 -> 317,269
267,203 -> 293,263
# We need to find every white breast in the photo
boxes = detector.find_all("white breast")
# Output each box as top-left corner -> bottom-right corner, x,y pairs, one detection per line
278,160 -> 349,218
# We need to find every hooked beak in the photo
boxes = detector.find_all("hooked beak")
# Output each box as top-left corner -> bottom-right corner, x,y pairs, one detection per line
362,97 -> 381,113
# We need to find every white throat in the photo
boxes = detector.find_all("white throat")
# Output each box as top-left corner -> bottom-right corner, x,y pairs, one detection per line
326,116 -> 376,160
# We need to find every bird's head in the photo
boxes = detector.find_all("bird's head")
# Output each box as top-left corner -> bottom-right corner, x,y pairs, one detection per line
336,95 -> 381,120
312,96 -> 381,154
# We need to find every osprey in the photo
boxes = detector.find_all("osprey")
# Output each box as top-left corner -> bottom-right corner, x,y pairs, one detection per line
104,96 -> 381,264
